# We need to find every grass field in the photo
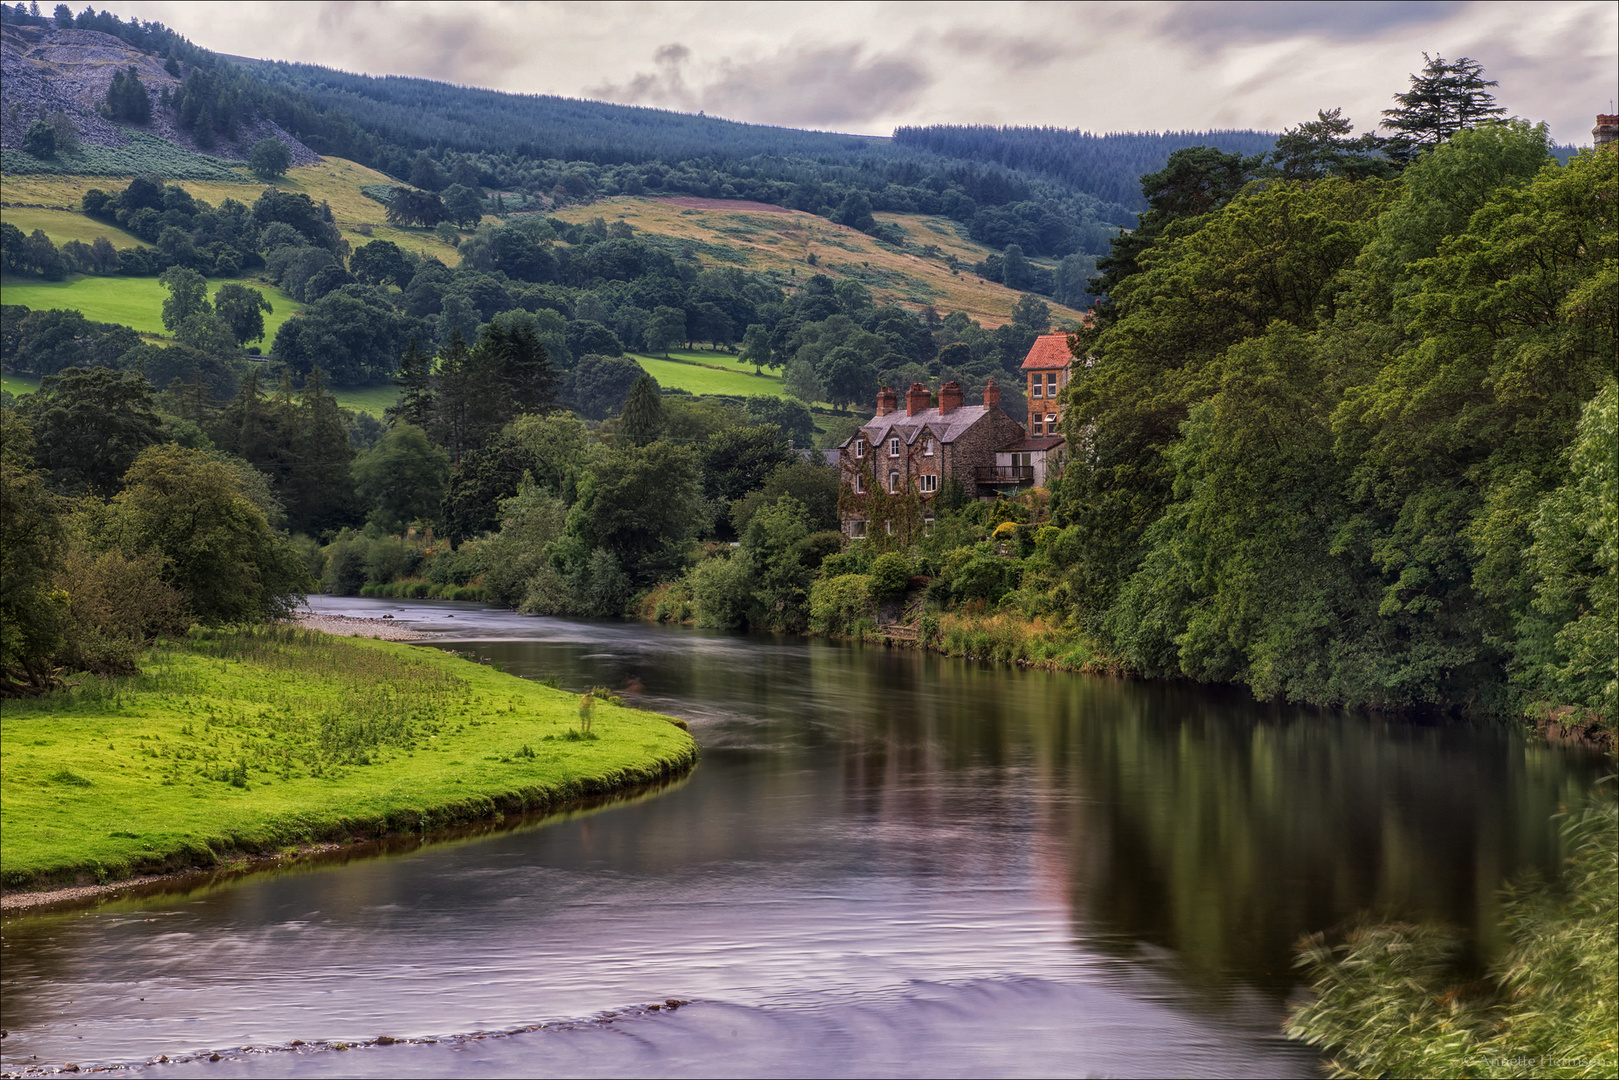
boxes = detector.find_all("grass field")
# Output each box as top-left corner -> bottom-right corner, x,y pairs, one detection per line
2,156 -> 465,266
328,384 -> 399,417
552,197 -> 1088,329
0,626 -> 696,890
0,206 -> 148,249
630,349 -> 800,400
1,274 -> 303,340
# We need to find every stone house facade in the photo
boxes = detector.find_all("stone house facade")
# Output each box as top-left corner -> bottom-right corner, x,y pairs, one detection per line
837,379 -> 1026,539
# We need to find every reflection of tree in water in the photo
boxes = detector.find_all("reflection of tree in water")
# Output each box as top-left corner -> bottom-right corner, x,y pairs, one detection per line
1026,682 -> 1600,990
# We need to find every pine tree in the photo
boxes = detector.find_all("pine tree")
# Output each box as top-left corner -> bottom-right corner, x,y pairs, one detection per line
619,373 -> 665,446
388,338 -> 437,429
1381,54 -> 1505,162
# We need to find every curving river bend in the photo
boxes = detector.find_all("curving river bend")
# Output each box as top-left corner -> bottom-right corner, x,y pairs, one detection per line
0,597 -> 1603,1078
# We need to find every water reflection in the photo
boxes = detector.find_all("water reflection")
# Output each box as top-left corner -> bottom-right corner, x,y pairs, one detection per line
0,598 -> 1601,1076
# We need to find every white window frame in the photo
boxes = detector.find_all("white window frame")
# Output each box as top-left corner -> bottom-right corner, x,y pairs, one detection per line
854,439 -> 866,458
885,520 -> 895,536
888,471 -> 900,494
888,437 -> 901,457
1045,412 -> 1057,426
1031,378 -> 1043,399
923,515 -> 935,535
923,437 -> 935,457
1046,372 -> 1058,395
853,473 -> 865,494
919,474 -> 938,493
850,519 -> 867,538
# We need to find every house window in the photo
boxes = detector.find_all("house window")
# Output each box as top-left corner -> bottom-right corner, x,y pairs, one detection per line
854,439 -> 866,458
1045,372 -> 1058,396
919,474 -> 938,493
1030,417 -> 1042,435
1012,452 -> 1032,468
850,519 -> 867,538
923,515 -> 935,535
923,437 -> 934,456
1045,413 -> 1057,427
853,473 -> 865,493
1031,377 -> 1043,399
888,437 -> 901,457
885,521 -> 895,535
888,471 -> 900,493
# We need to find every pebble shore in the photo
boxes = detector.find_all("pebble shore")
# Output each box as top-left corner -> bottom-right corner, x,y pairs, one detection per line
291,612 -> 432,641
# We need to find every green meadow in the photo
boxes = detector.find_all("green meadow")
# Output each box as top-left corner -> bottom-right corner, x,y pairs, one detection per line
0,206 -> 148,249
630,350 -> 798,400
0,626 -> 696,890
1,274 -> 303,341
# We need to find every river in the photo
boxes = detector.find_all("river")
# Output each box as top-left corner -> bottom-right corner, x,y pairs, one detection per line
0,597 -> 1603,1077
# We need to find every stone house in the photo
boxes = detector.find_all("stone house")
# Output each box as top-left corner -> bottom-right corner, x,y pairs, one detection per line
837,380 -> 1026,539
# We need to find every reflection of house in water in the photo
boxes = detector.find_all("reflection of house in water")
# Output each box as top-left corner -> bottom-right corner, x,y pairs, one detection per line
836,333 -> 1089,536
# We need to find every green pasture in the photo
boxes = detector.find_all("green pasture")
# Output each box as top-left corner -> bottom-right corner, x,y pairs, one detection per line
1,274 -> 303,341
629,350 -> 796,400
0,627 -> 696,890
0,206 -> 148,249
328,384 -> 399,418
2,372 -> 42,398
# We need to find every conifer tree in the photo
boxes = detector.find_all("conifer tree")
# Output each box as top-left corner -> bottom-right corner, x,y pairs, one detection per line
619,373 -> 665,446
1381,54 -> 1505,162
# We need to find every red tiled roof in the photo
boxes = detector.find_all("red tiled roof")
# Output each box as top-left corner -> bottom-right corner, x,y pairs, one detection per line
1020,334 -> 1073,370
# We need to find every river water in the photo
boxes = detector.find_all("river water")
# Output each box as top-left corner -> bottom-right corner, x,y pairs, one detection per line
1,598 -> 1603,1077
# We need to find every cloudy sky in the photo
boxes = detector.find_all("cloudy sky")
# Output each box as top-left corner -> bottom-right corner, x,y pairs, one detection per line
96,1 -> 1616,144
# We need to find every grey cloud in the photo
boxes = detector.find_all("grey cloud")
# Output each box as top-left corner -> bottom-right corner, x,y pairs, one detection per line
1165,1 -> 1472,46
595,42 -> 931,129
937,28 -> 1064,67
306,3 -> 527,85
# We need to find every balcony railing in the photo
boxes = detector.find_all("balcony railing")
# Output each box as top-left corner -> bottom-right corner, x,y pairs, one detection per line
974,465 -> 1034,484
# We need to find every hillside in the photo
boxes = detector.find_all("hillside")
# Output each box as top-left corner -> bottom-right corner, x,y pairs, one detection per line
550,197 -> 1087,328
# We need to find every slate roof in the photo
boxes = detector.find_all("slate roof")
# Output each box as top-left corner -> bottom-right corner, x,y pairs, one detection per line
1021,334 -> 1074,370
844,405 -> 1001,448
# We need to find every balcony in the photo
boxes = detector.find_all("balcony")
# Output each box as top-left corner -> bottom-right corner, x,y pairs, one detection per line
974,465 -> 1034,484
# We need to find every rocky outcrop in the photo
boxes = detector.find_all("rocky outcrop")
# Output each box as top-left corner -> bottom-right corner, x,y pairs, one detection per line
0,23 -> 317,166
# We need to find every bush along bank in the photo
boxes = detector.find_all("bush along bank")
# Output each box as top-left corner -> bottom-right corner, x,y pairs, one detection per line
0,625 -> 696,892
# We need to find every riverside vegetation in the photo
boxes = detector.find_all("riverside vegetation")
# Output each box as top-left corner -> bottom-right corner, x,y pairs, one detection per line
0,624 -> 695,890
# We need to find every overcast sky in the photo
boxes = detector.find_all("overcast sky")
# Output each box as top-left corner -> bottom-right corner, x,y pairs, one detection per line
95,1 -> 1617,145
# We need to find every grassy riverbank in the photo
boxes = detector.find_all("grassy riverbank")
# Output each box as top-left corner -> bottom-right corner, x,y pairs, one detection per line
0,626 -> 696,892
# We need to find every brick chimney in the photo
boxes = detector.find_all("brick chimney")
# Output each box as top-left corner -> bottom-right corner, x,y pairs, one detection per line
906,382 -> 930,416
939,380 -> 964,414
875,385 -> 898,416
1597,114 -> 1618,150
983,379 -> 1000,407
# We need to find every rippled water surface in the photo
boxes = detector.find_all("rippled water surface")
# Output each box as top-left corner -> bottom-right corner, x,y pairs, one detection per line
1,598 -> 1603,1077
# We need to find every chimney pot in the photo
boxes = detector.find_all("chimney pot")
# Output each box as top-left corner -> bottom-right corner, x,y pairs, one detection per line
875,385 -> 898,417
983,379 -> 1000,407
906,382 -> 930,416
939,380 -> 964,414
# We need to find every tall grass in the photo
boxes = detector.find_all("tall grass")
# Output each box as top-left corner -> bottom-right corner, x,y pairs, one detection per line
1287,788 -> 1618,1079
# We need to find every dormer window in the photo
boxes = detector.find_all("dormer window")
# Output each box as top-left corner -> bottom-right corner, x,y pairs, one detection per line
854,439 -> 866,458
888,437 -> 901,457
923,437 -> 935,456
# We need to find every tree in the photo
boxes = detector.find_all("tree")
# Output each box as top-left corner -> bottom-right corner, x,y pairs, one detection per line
832,191 -> 876,232
442,183 -> 484,228
350,239 -> 411,287
0,411 -> 67,694
819,347 -> 877,410
1011,293 -> 1050,332
740,323 -> 773,373
744,396 -> 816,448
645,305 -> 686,356
619,372 -> 665,445
104,66 -> 151,123
1001,244 -> 1032,290
212,283 -> 273,345
699,423 -> 796,506
284,369 -> 361,535
159,265 -> 209,332
248,137 -> 291,182
351,422 -> 450,529
388,337 -> 436,428
409,153 -> 449,192
110,445 -> 310,623
1269,108 -> 1395,181
1381,54 -> 1505,162
573,440 -> 701,587
14,367 -> 165,495
783,359 -> 824,405
22,119 -> 55,159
